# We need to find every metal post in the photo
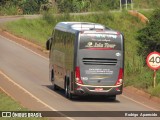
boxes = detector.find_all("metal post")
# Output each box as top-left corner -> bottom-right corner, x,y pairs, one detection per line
126,0 -> 127,10
131,0 -> 133,10
153,70 -> 156,88
120,0 -> 122,11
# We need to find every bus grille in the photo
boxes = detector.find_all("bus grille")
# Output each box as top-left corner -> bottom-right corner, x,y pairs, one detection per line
82,58 -> 117,65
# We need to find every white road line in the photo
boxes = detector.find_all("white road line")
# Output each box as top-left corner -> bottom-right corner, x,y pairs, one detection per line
0,35 -> 49,61
122,95 -> 158,111
0,87 -> 20,104
0,70 -> 74,120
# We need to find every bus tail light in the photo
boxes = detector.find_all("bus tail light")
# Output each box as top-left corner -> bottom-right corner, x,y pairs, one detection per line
115,68 -> 123,85
75,67 -> 83,84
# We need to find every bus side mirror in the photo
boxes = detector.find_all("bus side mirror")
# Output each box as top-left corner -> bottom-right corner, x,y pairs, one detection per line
46,37 -> 52,50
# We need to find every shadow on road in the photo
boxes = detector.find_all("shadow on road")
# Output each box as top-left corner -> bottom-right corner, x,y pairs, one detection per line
44,85 -> 120,103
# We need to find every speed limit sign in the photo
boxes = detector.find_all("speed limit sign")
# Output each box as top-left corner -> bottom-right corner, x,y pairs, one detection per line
146,51 -> 160,70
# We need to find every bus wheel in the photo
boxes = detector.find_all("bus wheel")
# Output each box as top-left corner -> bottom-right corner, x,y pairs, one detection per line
51,80 -> 58,91
108,95 -> 116,101
51,70 -> 58,91
65,80 -> 73,99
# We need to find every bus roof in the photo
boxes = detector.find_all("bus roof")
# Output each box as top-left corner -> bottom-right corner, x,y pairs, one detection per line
55,22 -> 119,34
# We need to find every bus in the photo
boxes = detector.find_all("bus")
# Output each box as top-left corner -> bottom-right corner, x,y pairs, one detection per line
46,22 -> 124,100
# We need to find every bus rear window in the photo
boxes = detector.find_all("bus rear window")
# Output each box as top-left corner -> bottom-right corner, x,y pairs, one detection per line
79,33 -> 121,50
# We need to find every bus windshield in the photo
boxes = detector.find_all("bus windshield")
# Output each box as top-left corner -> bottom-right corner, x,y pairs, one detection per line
79,33 -> 121,50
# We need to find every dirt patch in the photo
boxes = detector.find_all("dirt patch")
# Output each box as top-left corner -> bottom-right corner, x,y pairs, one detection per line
128,10 -> 149,23
124,86 -> 160,104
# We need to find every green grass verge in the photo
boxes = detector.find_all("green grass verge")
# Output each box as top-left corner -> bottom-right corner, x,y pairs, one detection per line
0,90 -> 47,120
137,10 -> 154,19
133,0 -> 160,9
1,18 -> 53,47
1,11 -> 160,98
0,90 -> 27,111
148,84 -> 160,97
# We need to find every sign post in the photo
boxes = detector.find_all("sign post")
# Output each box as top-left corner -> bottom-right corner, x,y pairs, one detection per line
153,70 -> 156,88
146,51 -> 160,88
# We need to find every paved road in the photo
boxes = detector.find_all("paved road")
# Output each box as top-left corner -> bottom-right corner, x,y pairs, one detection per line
0,15 -> 41,23
0,13 -> 160,119
0,35 -> 160,120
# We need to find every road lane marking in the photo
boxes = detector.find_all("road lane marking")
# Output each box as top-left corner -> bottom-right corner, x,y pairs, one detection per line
122,95 -> 158,111
0,70 -> 74,120
0,35 -> 49,61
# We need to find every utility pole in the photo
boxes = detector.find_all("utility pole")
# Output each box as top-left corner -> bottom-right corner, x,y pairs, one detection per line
125,0 -> 128,10
120,0 -> 122,11
131,0 -> 133,10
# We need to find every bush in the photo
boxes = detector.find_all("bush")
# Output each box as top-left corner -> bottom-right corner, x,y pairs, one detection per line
19,0 -> 39,14
19,0 -> 49,14
149,84 -> 160,97
137,9 -> 160,61
56,0 -> 90,13
0,0 -> 19,15
56,0 -> 119,13
42,10 -> 55,24
0,0 -> 49,15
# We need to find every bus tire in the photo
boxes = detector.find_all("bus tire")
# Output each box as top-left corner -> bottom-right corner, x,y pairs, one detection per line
51,70 -> 58,91
108,95 -> 116,101
51,80 -> 59,91
65,79 -> 73,99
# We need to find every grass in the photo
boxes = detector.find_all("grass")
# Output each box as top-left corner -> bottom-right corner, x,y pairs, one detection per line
0,90 -> 47,120
0,90 -> 26,111
1,10 -> 160,98
137,10 -> 154,19
149,84 -> 160,97
0,3 -> 19,16
1,18 -> 53,47
133,0 -> 160,9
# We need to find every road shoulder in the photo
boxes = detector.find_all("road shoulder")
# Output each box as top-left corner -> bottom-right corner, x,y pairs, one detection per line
0,70 -> 51,111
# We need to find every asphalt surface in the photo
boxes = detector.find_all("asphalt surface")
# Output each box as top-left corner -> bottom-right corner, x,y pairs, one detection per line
0,35 -> 160,120
0,15 -> 160,120
0,15 -> 40,23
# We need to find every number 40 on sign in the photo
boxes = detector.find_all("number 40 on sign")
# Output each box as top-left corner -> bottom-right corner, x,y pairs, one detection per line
146,51 -> 160,88
146,51 -> 160,70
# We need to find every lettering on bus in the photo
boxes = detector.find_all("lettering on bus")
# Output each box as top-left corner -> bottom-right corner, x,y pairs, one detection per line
85,42 -> 116,49
85,68 -> 113,75
80,34 -> 121,50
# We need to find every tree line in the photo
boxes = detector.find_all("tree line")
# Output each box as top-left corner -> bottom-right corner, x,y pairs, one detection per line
0,0 -> 48,14
0,0 -> 119,14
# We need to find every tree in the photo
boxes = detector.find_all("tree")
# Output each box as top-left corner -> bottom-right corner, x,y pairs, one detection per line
19,0 -> 49,14
56,0 -> 119,13
56,0 -> 90,13
137,9 -> 160,60
0,0 -> 49,14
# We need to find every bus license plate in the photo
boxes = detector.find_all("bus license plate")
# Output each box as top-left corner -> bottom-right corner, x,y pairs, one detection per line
95,88 -> 103,91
